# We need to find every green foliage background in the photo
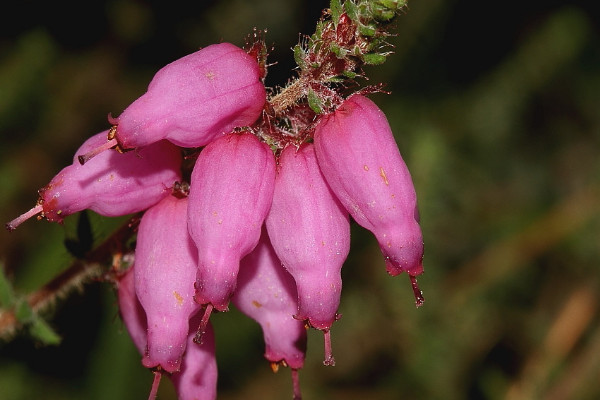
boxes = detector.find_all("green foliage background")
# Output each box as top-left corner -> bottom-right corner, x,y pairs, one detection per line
1,0 -> 599,399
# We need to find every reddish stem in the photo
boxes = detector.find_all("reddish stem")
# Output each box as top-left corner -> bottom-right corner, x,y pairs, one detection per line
5,204 -> 43,231
193,304 -> 214,344
291,368 -> 302,400
78,138 -> 118,165
410,275 -> 425,308
147,370 -> 162,400
323,329 -> 335,366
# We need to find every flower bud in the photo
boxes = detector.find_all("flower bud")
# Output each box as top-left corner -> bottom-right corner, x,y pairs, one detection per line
134,194 -> 200,373
265,143 -> 350,366
6,131 -> 182,231
187,132 -> 276,335
233,228 -> 307,370
313,95 -> 424,280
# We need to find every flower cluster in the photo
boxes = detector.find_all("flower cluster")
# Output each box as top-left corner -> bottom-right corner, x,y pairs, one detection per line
7,5 -> 423,399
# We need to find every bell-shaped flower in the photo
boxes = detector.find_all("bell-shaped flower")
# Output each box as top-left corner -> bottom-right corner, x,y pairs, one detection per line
116,264 -> 147,355
265,143 -> 350,366
117,265 -> 217,400
187,131 -> 276,338
170,314 -> 218,400
232,228 -> 307,399
134,194 -> 200,373
313,94 -> 424,284
79,43 -> 266,164
7,131 -> 182,231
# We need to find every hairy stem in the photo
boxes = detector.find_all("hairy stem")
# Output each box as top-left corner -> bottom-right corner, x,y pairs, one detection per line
0,216 -> 140,342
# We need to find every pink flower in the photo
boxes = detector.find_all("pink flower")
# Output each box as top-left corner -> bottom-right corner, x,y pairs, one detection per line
313,95 -> 424,281
170,315 -> 218,400
116,265 -> 147,355
187,131 -> 276,335
117,266 -> 217,400
79,42 -> 266,165
266,143 -> 350,366
134,194 -> 200,373
6,131 -> 181,230
232,228 -> 307,399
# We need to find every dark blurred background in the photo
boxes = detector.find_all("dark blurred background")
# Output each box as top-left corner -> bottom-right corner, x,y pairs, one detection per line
1,0 -> 599,399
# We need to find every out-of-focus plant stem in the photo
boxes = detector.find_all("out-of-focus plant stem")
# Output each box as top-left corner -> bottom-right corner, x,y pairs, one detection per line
0,216 -> 140,342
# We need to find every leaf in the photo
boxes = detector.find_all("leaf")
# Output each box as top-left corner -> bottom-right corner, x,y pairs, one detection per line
330,0 -> 343,23
362,52 -> 387,65
307,89 -> 323,114
29,316 -> 62,345
293,44 -> 307,70
14,299 -> 34,321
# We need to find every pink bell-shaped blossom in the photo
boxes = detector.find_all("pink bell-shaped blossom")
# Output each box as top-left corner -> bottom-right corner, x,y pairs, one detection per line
232,228 -> 307,400
116,265 -> 147,355
79,43 -> 266,164
6,131 -> 182,231
188,131 -> 276,339
266,143 -> 350,366
313,95 -> 424,287
117,266 -> 217,400
170,315 -> 218,400
134,194 -> 200,373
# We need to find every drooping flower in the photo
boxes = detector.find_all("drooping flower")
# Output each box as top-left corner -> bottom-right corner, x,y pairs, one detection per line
134,194 -> 200,373
170,315 -> 218,400
232,228 -> 307,400
78,43 -> 266,164
187,131 -> 276,339
6,131 -> 182,231
266,143 -> 350,366
313,94 -> 425,304
117,265 -> 217,400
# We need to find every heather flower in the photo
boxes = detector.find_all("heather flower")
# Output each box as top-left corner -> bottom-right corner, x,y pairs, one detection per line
117,265 -> 217,400
170,315 -> 218,400
116,264 -> 147,355
6,131 -> 182,231
79,42 -> 266,164
232,228 -> 307,399
7,4 -> 426,398
266,143 -> 350,366
187,131 -> 276,338
313,94 -> 425,303
134,194 -> 200,373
